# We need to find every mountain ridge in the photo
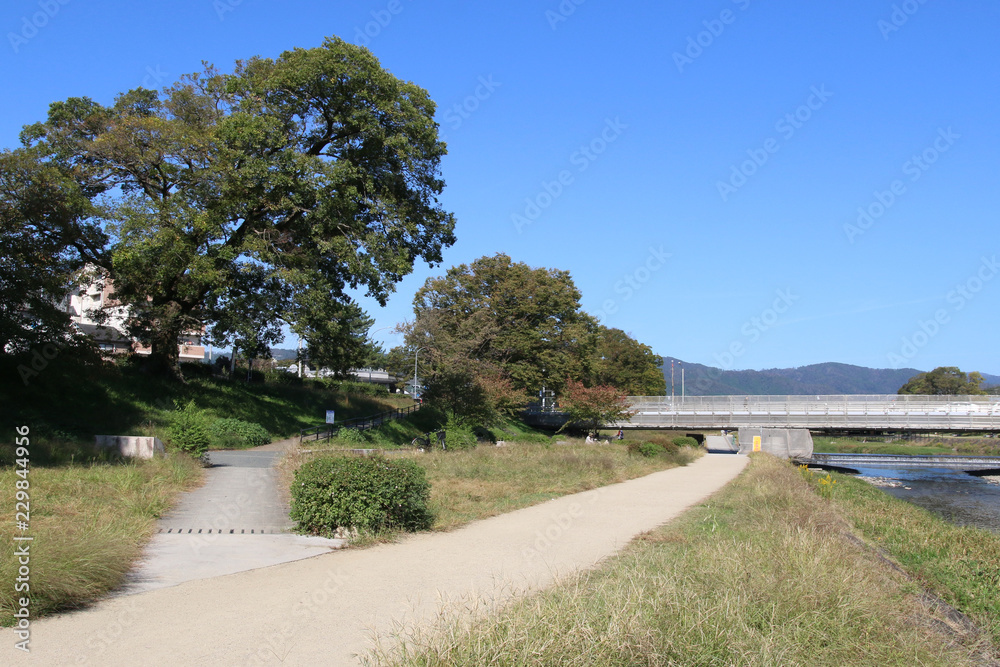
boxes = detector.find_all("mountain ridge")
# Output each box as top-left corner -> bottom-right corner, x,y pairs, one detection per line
659,359 -> 1000,396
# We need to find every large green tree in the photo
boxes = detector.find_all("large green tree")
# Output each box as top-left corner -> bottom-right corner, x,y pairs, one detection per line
898,367 -> 986,395
4,36 -> 455,379
593,327 -> 666,396
402,254 -> 665,421
408,253 -> 597,398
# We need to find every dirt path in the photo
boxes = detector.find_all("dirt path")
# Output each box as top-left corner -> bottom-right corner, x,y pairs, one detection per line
18,453 -> 748,666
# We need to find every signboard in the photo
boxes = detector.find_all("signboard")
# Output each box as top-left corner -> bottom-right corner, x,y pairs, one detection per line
752,435 -> 761,452
326,410 -> 336,424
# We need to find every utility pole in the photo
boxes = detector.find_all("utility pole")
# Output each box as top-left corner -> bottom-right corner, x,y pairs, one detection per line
413,347 -> 423,401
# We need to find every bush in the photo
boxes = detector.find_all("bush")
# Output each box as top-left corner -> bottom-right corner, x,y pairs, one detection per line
511,433 -> 552,445
444,416 -> 477,450
290,455 -> 433,534
336,427 -> 371,446
168,401 -> 211,458
628,441 -> 663,458
672,436 -> 699,448
209,418 -> 271,449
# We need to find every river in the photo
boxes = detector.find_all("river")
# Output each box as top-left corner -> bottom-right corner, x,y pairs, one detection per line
848,463 -> 1000,534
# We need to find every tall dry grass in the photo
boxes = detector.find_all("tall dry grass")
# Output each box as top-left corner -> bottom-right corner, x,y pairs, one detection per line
367,454 -> 993,666
0,455 -> 202,625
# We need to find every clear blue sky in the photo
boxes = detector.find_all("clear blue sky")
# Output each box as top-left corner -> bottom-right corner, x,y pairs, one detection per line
3,0 -> 998,374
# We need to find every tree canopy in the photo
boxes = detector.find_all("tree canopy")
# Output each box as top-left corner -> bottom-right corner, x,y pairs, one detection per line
897,366 -> 986,395
399,253 -> 664,422
2,36 -> 455,379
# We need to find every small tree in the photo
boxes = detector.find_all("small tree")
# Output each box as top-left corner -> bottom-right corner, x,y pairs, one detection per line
898,367 -> 986,395
558,379 -> 637,437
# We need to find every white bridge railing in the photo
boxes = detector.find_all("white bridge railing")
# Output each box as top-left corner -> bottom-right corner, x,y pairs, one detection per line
621,394 -> 1000,431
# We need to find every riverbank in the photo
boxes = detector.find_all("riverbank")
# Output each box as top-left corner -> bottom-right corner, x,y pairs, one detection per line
370,455 -> 1000,666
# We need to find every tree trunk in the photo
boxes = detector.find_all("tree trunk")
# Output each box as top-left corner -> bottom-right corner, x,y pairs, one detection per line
145,325 -> 184,381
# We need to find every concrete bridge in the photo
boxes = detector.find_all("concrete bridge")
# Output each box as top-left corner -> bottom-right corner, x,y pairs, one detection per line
616,394 -> 1000,433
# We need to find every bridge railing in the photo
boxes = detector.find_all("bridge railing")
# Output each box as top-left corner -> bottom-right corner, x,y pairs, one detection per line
620,395 -> 1000,431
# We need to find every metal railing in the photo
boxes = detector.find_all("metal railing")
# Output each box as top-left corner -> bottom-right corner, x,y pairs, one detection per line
620,394 -> 1000,431
299,403 -> 422,444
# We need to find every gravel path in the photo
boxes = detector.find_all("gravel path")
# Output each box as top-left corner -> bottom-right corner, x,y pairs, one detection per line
18,453 -> 748,666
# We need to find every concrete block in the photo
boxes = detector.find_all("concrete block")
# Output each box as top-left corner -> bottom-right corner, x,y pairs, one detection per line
95,435 -> 166,459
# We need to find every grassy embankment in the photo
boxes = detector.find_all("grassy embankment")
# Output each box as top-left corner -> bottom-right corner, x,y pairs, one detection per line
368,454 -> 1000,666
814,434 -> 1000,456
288,415 -> 702,531
0,363 -> 413,625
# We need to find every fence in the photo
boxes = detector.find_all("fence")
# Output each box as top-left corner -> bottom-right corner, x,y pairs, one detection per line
622,395 -> 1000,431
299,403 -> 423,444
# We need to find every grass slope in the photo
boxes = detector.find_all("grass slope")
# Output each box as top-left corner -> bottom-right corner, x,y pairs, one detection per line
369,455 -> 999,666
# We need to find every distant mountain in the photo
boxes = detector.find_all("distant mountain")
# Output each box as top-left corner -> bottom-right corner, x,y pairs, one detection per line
659,359 -> 1000,396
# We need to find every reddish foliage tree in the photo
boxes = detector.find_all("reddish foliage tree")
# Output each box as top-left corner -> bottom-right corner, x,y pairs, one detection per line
558,379 -> 637,437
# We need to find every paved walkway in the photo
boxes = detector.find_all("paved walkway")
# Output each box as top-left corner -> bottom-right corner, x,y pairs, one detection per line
119,442 -> 344,595
21,453 -> 748,666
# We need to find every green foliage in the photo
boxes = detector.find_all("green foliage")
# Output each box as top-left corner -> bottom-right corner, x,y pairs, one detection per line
9,36 -> 455,378
898,366 -> 987,395
672,436 -> 699,448
558,380 -> 637,436
592,327 -> 666,395
335,427 -> 371,446
208,418 -> 270,449
444,416 -> 478,450
510,433 -> 552,445
319,379 -> 389,397
290,455 -> 433,534
629,441 -> 663,458
167,400 -> 211,457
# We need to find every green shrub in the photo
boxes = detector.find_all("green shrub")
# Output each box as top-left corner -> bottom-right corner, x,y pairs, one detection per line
672,436 -> 699,448
511,433 -> 552,445
168,400 -> 211,458
209,418 -> 271,449
336,427 -> 370,446
290,455 -> 433,534
444,416 -> 477,450
628,441 -> 662,458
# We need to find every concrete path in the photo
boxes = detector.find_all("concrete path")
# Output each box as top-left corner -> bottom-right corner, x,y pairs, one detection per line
119,443 -> 343,595
18,453 -> 748,666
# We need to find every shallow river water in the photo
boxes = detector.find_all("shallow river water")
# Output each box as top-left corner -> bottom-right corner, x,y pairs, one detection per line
849,464 -> 1000,534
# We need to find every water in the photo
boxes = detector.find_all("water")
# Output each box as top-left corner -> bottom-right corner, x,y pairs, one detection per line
848,464 -> 1000,534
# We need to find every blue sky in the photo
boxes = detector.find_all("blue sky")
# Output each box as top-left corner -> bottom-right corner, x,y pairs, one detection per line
3,0 -> 998,374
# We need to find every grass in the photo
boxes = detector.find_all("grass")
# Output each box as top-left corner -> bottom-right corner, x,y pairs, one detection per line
1,360 -> 414,465
813,434 -> 1000,456
826,469 -> 1000,647
287,434 -> 701,534
422,439 -> 701,530
366,454 -> 998,666
0,454 -> 203,626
